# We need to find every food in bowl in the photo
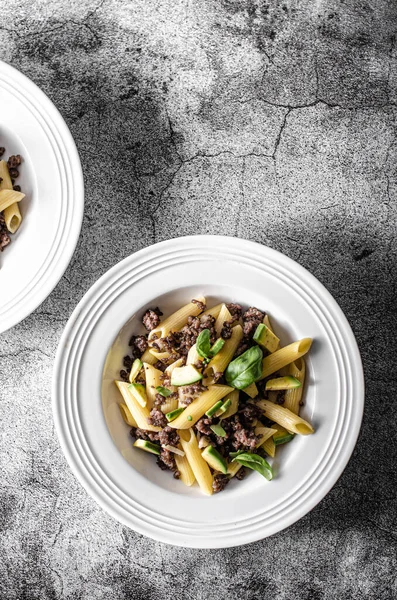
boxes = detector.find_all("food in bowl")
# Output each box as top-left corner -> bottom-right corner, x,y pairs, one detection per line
0,149 -> 25,251
114,298 -> 313,495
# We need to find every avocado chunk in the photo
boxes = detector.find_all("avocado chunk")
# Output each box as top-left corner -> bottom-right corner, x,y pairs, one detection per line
171,364 -> 203,386
253,323 -> 280,353
210,338 -> 225,356
129,358 -> 143,383
210,423 -> 227,437
265,376 -> 301,391
273,431 -> 295,445
128,382 -> 147,407
201,445 -> 228,474
205,400 -> 223,417
133,439 -> 161,455
214,398 -> 231,417
166,407 -> 185,422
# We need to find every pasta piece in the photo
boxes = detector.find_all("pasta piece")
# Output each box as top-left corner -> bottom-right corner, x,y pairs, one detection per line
267,391 -> 278,404
204,325 -> 243,384
143,363 -> 163,409
284,358 -> 306,414
161,397 -> 178,414
254,426 -> 277,447
214,304 -> 233,337
162,445 -> 185,457
0,189 -> 25,213
165,358 -> 185,376
0,162 -> 22,233
227,461 -> 242,477
178,429 -> 213,495
260,338 -> 312,380
202,303 -> 223,319
0,160 -> 12,190
262,437 -> 276,458
255,400 -> 314,435
140,347 -> 157,365
263,314 -> 273,331
186,343 -> 203,366
242,382 -> 258,398
220,389 -> 239,420
149,296 -> 206,340
119,403 -> 138,427
175,451 -> 196,487
168,385 -> 233,429
149,349 -> 172,362
115,381 -> 161,431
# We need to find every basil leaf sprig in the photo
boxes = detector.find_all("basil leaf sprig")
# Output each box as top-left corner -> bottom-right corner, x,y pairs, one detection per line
225,346 -> 263,389
156,386 -> 173,397
230,451 -> 273,481
196,330 -> 225,360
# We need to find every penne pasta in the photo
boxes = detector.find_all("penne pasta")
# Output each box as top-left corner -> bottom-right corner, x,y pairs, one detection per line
0,161 -> 22,233
179,429 -> 213,495
0,189 -> 25,213
149,349 -> 172,362
214,304 -> 233,337
140,347 -> 157,365
165,357 -> 185,376
262,437 -> 276,458
204,325 -> 243,384
186,343 -> 203,366
115,381 -> 161,431
220,389 -> 239,420
161,397 -> 178,414
263,314 -> 273,332
227,461 -> 242,477
284,358 -> 306,414
202,303 -> 223,319
143,363 -> 163,409
119,403 -> 138,427
149,297 -> 206,340
0,160 -> 13,190
175,452 -> 196,486
168,385 -> 233,429
242,382 -> 258,399
254,426 -> 278,447
255,399 -> 314,435
260,338 -> 312,379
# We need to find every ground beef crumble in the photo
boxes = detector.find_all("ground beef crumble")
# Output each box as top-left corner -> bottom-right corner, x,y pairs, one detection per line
0,214 -> 10,252
147,408 -> 167,428
142,307 -> 163,331
226,303 -> 243,319
158,426 -> 179,447
242,307 -> 266,339
195,417 -> 213,436
157,449 -> 178,473
213,473 -> 230,493
191,298 -> 206,311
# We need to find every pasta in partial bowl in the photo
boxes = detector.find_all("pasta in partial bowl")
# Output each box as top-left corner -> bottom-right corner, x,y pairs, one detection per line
103,295 -> 314,496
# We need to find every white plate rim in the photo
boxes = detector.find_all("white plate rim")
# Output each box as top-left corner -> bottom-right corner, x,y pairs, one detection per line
0,60 -> 84,332
52,235 -> 365,547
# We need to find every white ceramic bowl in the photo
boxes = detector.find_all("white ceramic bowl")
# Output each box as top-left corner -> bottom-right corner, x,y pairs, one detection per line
52,236 -> 364,547
0,61 -> 84,332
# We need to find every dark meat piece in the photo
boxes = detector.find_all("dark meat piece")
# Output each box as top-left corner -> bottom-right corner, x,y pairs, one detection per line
154,361 -> 167,372
179,383 -> 207,396
147,408 -> 167,428
226,303 -> 242,319
7,155 -> 22,169
0,147 -> 5,157
180,396 -> 193,406
119,369 -> 129,382
239,403 -> 262,426
221,413 -> 260,452
157,449 -> 176,471
178,314 -> 216,355
142,307 -> 162,331
235,467 -> 246,480
221,322 -> 232,339
13,185 -> 21,192
232,427 -> 258,452
158,428 -> 177,447
173,470 -> 180,479
195,417 -> 213,435
158,426 -> 179,447
131,428 -> 159,443
0,214 -> 10,252
133,335 -> 148,354
153,393 -> 166,408
242,307 -> 265,339
213,474 -> 230,493
234,340 -> 250,357
8,167 -> 19,179
123,355 -> 133,370
191,298 -> 206,311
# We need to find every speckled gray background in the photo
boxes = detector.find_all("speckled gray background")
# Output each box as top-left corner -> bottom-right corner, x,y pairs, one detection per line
0,0 -> 396,598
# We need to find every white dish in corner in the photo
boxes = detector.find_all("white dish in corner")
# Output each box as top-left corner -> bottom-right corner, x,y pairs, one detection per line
0,61 -> 84,332
52,236 -> 364,548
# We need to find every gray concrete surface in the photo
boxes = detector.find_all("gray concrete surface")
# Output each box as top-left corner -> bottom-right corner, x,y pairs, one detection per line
1,0 -> 396,598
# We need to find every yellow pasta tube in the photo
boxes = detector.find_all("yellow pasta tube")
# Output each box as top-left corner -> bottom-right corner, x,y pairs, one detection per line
179,429 -> 213,495
254,426 -> 278,447
119,403 -> 138,427
186,343 -> 203,366
168,385 -> 233,429
227,461 -> 242,477
175,452 -> 196,486
262,437 -> 276,457
165,358 -> 185,376
214,304 -> 233,337
140,347 -> 157,365
242,382 -> 258,398
0,160 -> 12,190
4,203 -> 22,233
143,363 -> 163,409
0,189 -> 25,213
202,303 -> 223,319
115,381 -> 161,431
260,338 -> 312,379
284,358 -> 306,414
204,325 -> 243,383
149,297 -> 206,340
255,399 -> 314,435
161,397 -> 178,414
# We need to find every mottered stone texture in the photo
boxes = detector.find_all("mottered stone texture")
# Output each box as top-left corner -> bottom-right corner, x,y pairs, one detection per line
0,1 -> 396,598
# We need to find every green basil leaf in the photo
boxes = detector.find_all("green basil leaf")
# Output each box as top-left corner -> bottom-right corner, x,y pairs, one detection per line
231,452 -> 273,481
156,386 -> 173,397
196,329 -> 211,358
225,346 -> 263,389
